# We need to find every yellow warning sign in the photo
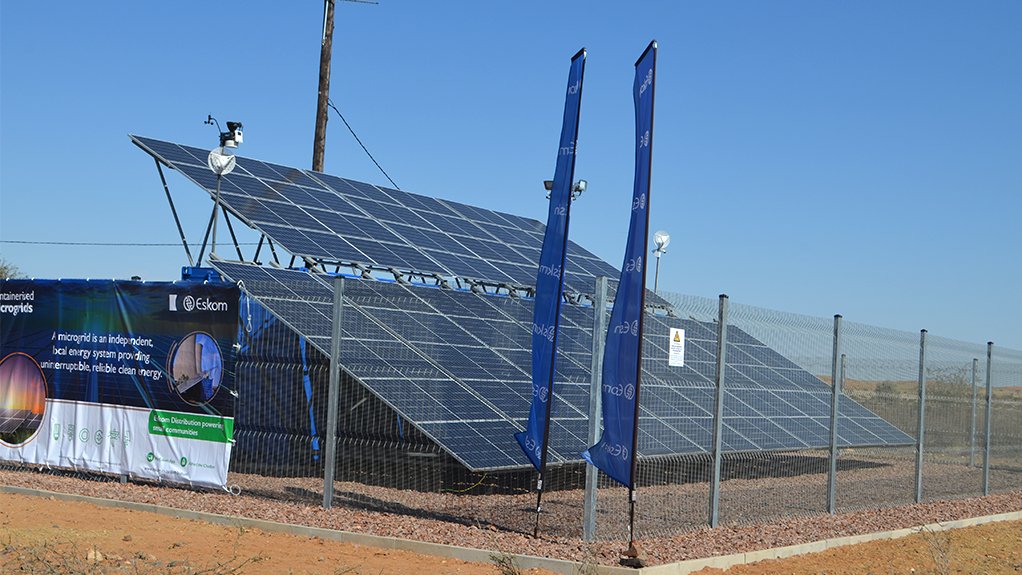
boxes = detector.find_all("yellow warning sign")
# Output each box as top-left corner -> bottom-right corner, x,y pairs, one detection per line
673,332 -> 681,342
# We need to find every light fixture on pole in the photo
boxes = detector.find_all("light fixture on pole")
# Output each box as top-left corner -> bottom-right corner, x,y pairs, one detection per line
652,230 -> 670,295
543,179 -> 588,200
204,115 -> 243,260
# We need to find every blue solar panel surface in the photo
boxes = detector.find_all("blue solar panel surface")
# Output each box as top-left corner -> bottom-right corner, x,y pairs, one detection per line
212,261 -> 913,471
132,136 -> 619,295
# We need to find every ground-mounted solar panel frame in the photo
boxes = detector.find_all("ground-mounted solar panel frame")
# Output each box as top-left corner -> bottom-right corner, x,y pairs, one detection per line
132,135 -> 621,299
212,259 -> 914,473
211,258 -> 530,471
132,135 -> 913,473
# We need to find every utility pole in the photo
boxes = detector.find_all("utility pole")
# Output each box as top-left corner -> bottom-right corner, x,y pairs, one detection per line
312,0 -> 335,172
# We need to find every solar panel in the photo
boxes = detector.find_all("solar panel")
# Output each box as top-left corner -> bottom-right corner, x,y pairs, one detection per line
133,136 -> 622,296
212,261 -> 913,471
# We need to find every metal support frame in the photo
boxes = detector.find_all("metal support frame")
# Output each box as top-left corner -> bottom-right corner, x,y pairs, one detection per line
154,159 -> 195,266
914,329 -> 928,503
983,342 -> 993,495
583,276 -> 608,541
210,174 -> 223,260
197,198 -> 217,265
253,236 -> 265,264
969,357 -> 979,468
462,277 -> 542,300
652,252 -> 662,295
827,314 -> 842,514
268,237 -> 281,265
222,211 -> 245,261
708,294 -> 729,527
323,276 -> 345,509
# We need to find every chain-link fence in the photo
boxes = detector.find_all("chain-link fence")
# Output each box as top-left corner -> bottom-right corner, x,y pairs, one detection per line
2,280 -> 1019,545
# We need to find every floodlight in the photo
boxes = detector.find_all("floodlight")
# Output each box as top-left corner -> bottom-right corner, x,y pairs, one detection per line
653,230 -> 670,253
207,147 -> 237,176
571,179 -> 587,200
544,179 -> 587,200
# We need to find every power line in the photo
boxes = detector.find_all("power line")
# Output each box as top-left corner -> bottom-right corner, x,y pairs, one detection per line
1,240 -> 260,247
327,99 -> 401,190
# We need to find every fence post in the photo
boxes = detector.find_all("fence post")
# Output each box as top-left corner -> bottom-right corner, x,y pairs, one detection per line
983,341 -> 993,495
708,294 -> 729,528
827,315 -> 842,514
914,329 -> 927,504
969,357 -> 978,468
583,276 -> 608,541
323,276 -> 344,509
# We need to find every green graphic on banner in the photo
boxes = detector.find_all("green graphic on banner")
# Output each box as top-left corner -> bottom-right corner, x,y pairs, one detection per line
148,410 -> 234,444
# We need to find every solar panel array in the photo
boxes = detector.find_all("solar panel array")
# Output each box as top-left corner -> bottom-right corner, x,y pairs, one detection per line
132,134 -> 912,470
212,261 -> 913,471
131,135 -> 620,295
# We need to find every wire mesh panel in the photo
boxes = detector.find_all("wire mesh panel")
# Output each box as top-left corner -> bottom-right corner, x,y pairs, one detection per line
227,286 -> 331,505
586,454 -> 711,540
914,334 -> 987,501
719,302 -> 838,526
836,320 -> 920,512
635,454 -> 712,537
989,347 -> 1022,493
718,449 -> 832,525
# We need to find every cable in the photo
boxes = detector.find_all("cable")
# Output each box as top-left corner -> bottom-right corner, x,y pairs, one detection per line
326,99 -> 401,190
441,473 -> 488,493
1,240 -> 260,247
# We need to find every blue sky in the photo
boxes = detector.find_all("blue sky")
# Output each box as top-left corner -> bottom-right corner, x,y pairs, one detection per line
1,2 -> 1019,350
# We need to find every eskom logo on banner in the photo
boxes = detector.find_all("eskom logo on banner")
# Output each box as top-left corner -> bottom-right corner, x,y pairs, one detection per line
169,294 -> 228,313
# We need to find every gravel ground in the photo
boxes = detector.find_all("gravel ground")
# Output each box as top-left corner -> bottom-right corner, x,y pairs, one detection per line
1,457 -> 1020,567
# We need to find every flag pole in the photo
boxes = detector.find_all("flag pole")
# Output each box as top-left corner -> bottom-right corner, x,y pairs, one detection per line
534,327 -> 562,537
623,39 -> 656,566
534,49 -> 586,539
518,48 -> 586,538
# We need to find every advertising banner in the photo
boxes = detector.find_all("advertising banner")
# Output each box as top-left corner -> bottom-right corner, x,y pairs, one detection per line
0,279 -> 238,489
516,48 -> 587,469
583,41 -> 656,488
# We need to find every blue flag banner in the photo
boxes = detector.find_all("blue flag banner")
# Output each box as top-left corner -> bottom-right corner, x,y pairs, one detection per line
583,41 -> 656,488
516,49 -> 587,470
